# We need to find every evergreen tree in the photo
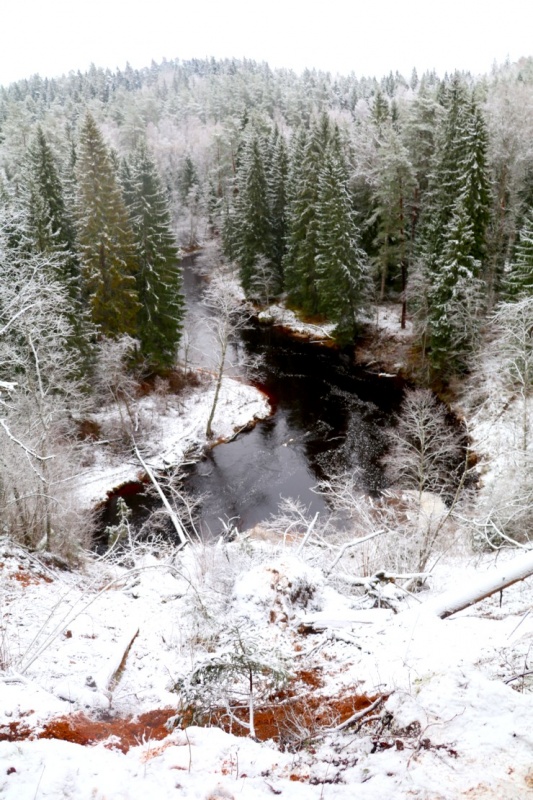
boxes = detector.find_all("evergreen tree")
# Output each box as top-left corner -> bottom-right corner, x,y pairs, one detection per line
22,127 -> 78,287
315,145 -> 368,341
177,154 -> 199,205
267,128 -> 288,284
428,199 -> 483,375
230,128 -> 273,295
461,99 -> 491,263
124,144 -> 185,371
416,76 -> 491,377
505,208 -> 533,298
75,113 -> 140,337
371,121 -> 416,314
283,118 -> 330,314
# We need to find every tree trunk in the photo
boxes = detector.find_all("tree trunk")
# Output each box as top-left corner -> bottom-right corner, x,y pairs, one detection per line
206,337 -> 228,439
427,549 -> 533,619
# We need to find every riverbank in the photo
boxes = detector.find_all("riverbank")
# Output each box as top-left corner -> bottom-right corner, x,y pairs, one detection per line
255,298 -> 417,377
76,374 -> 271,510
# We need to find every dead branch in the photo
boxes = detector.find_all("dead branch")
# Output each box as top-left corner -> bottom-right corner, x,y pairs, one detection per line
94,622 -> 139,693
324,530 -> 387,575
134,442 -> 190,547
326,695 -> 384,732
427,548 -> 533,619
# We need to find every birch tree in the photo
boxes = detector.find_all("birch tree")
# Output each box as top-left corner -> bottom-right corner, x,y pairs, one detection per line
202,269 -> 250,439
0,209 -> 92,558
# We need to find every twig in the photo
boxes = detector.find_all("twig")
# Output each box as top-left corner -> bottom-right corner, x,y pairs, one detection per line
0,419 -> 54,461
326,695 -> 384,733
296,512 -> 319,555
325,530 -> 387,575
504,670 -> 533,685
18,562 -> 196,674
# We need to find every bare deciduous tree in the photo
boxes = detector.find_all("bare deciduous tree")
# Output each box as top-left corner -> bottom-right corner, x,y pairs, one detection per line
0,216 -> 92,558
202,268 -> 251,438
385,388 -> 463,497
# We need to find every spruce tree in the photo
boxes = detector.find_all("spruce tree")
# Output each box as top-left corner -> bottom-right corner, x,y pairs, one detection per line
283,118 -> 329,314
231,128 -> 273,295
371,121 -> 416,310
315,145 -> 368,341
428,199 -> 483,374
124,144 -> 185,372
75,113 -> 140,337
417,76 -> 491,377
267,128 -> 288,285
505,208 -> 533,298
23,126 -> 78,288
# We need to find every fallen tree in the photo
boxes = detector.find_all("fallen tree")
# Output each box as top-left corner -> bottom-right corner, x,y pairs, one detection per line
427,548 -> 533,618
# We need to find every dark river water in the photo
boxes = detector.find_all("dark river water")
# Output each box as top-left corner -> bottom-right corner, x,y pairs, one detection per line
178,258 -> 405,538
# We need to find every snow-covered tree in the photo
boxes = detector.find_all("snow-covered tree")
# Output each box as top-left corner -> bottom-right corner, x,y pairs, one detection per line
283,121 -> 326,314
75,113 -> 140,337
229,128 -> 273,296
123,144 -> 185,372
504,207 -> 533,298
0,207 -> 92,558
315,143 -> 368,341
416,76 -> 491,377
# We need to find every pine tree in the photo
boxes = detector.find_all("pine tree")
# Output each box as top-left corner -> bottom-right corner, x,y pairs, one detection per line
75,113 -> 140,337
124,144 -> 185,371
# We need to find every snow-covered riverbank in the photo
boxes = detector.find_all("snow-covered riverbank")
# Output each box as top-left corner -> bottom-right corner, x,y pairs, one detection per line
77,375 -> 271,509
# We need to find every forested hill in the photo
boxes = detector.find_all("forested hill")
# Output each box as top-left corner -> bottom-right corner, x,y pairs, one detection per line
3,56 -> 533,375
2,56 -> 533,556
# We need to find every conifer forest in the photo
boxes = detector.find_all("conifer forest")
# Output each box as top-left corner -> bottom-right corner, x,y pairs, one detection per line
1,54 -> 533,550
4,57 -> 533,799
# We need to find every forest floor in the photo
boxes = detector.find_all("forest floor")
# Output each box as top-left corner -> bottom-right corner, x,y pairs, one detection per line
1,534 -> 533,799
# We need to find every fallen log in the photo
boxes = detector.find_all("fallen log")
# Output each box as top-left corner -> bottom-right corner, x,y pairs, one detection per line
427,548 -> 533,619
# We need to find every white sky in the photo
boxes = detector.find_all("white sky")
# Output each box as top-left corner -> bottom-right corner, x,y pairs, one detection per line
1,0 -> 530,87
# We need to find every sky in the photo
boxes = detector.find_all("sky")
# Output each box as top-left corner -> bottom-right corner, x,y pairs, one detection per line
1,0 -> 530,87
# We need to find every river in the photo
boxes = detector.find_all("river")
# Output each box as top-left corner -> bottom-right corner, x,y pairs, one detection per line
178,257 -> 404,538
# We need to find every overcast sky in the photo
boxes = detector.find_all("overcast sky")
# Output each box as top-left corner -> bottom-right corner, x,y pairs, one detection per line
1,0 -> 530,87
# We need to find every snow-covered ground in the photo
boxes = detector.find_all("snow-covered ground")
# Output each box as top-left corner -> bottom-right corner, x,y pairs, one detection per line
77,375 -> 271,508
256,303 -> 336,341
256,301 -> 413,344
1,535 -> 533,799
3,297 -> 533,798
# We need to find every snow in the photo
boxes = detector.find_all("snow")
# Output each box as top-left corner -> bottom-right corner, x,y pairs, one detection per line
2,538 -> 533,799
3,293 -> 533,798
256,303 -> 336,340
76,375 -> 271,508
367,304 -> 414,338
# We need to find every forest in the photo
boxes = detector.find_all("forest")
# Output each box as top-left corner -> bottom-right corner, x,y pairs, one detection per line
2,56 -> 533,552
2,56 -> 533,799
